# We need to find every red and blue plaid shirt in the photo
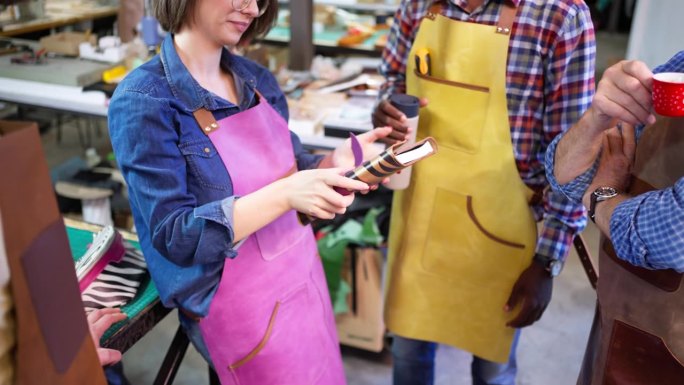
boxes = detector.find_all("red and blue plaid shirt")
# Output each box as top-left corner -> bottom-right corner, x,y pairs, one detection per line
380,0 -> 596,262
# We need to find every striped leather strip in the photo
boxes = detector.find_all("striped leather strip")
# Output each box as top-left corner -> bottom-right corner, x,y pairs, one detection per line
82,242 -> 148,313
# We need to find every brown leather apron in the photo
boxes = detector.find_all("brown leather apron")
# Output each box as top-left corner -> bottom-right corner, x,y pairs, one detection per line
578,117 -> 684,385
0,124 -> 106,385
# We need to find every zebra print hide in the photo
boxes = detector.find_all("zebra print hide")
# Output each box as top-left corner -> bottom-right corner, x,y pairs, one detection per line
82,242 -> 147,313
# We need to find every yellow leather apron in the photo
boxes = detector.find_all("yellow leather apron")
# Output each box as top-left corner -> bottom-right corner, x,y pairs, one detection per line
384,2 -> 537,363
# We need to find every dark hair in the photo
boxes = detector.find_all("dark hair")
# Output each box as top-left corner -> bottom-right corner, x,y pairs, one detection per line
153,0 -> 278,45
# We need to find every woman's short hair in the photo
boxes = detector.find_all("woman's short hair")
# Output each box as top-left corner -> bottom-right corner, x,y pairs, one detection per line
153,0 -> 277,45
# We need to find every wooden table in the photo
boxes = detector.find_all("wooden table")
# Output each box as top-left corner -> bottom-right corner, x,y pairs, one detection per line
0,5 -> 118,37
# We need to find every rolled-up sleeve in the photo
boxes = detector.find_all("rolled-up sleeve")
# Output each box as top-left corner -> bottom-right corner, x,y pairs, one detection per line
545,132 -> 599,204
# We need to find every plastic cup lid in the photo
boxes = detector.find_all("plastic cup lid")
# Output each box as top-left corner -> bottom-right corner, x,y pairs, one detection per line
389,94 -> 420,118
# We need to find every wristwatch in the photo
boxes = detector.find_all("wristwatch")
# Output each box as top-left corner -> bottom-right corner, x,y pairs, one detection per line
533,254 -> 563,277
588,186 -> 618,223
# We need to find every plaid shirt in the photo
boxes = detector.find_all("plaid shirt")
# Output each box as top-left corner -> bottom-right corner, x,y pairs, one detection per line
379,0 -> 596,262
547,51 -> 684,272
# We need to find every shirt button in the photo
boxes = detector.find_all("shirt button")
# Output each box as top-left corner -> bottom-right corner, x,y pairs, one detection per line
204,147 -> 211,153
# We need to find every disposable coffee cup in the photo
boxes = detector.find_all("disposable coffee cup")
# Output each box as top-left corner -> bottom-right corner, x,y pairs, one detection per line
653,72 -> 684,117
386,94 -> 420,190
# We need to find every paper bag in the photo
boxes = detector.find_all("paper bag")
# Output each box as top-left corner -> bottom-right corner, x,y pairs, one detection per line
336,247 -> 386,352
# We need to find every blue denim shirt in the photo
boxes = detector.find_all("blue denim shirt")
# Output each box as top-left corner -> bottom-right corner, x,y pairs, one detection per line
108,34 -> 322,316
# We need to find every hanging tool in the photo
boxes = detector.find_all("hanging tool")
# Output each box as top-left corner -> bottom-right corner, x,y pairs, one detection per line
414,47 -> 431,76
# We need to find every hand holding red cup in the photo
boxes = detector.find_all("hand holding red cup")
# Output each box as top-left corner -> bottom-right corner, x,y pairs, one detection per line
653,72 -> 684,117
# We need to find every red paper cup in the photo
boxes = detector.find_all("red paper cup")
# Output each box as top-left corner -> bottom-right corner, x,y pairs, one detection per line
653,72 -> 684,117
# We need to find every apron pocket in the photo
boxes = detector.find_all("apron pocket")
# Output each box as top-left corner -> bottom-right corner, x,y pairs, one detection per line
421,188 -> 525,280
254,210 -> 308,261
604,320 -> 684,385
412,69 -> 490,153
228,282 -> 329,384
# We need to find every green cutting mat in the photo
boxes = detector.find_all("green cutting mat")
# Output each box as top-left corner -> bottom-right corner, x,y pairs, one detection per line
66,226 -> 159,341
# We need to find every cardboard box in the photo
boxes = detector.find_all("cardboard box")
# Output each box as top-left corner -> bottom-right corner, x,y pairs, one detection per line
40,32 -> 97,56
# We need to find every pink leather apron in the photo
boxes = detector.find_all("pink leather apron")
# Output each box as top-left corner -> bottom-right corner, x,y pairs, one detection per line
191,93 -> 346,385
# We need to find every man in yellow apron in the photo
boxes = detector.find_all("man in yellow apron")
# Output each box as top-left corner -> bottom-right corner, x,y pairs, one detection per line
372,1 -> 596,383
548,54 -> 684,385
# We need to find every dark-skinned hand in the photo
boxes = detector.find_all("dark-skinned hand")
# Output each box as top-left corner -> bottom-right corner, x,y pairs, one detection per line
371,97 -> 428,145
504,258 -> 553,328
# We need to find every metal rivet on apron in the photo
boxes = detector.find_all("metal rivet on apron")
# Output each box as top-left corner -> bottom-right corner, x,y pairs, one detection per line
211,123 -> 218,128
204,126 -> 211,132
204,147 -> 211,153
496,27 -> 510,34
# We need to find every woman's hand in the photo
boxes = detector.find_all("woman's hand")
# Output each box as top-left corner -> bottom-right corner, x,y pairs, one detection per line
332,126 -> 393,170
284,168 -> 369,220
87,308 -> 127,366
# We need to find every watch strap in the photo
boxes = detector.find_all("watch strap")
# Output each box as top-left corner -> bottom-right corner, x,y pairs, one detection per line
588,190 -> 599,222
533,254 -> 563,277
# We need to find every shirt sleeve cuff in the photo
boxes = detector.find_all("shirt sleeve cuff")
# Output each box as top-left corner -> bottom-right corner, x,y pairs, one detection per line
610,195 -> 649,268
534,217 -> 580,262
545,133 -> 598,204
219,196 -> 246,249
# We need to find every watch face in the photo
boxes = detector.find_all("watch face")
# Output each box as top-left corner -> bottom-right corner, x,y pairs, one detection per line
593,186 -> 618,200
549,260 -> 563,277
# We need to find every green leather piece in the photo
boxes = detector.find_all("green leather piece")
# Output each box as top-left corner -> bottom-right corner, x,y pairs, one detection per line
360,206 -> 385,246
318,207 -> 386,314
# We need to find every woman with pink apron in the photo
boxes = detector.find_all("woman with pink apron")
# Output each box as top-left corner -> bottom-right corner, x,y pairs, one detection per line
191,95 -> 349,384
108,0 -> 390,383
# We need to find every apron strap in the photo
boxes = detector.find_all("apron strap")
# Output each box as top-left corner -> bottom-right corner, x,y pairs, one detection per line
427,1 -> 443,17
426,1 -> 518,34
496,2 -> 518,34
573,234 -> 598,290
193,108 -> 220,135
253,87 -> 266,101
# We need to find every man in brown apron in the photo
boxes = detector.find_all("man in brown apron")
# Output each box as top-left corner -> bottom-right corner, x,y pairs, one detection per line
547,52 -> 684,384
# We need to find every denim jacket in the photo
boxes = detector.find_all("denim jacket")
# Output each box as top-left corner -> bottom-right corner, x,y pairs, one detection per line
108,34 -> 322,316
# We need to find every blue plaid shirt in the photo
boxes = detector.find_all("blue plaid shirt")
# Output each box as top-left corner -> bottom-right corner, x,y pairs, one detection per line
546,50 -> 684,272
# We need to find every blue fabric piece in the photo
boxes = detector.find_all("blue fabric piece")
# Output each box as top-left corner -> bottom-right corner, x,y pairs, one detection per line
108,34 -> 323,317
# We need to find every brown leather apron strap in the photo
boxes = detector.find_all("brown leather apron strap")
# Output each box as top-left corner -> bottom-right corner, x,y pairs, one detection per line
253,88 -> 265,102
426,1 -> 517,33
496,2 -> 518,34
194,87 -> 265,136
573,234 -> 598,290
427,1 -> 443,16
193,108 -> 219,135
